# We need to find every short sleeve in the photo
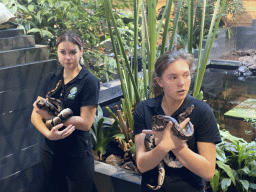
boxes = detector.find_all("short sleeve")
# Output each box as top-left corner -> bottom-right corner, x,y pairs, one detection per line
81,74 -> 100,107
194,103 -> 221,144
133,100 -> 147,136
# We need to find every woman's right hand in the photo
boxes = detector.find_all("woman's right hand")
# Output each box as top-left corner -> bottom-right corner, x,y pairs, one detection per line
47,123 -> 75,140
142,118 -> 190,151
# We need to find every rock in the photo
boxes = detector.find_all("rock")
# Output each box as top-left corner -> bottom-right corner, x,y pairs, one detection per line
121,161 -> 140,173
105,154 -> 124,166
92,149 -> 100,161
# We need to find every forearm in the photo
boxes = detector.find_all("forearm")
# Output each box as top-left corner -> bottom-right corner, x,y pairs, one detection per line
31,109 -> 50,138
136,135 -> 171,173
63,116 -> 92,131
173,145 -> 216,181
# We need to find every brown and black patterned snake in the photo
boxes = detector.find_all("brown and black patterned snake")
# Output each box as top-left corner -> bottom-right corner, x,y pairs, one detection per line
144,105 -> 194,190
36,80 -> 73,130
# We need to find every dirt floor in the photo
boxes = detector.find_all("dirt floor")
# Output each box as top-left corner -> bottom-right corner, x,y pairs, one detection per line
220,49 -> 256,61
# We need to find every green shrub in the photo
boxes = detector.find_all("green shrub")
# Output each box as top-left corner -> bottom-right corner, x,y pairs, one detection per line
211,129 -> 256,192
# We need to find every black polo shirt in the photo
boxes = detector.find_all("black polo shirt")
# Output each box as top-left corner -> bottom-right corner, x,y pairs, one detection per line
133,94 -> 221,192
38,66 -> 100,157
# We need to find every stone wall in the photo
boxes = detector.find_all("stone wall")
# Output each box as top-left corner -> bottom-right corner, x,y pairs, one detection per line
235,19 -> 256,50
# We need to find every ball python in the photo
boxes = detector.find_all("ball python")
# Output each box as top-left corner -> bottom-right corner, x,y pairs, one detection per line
36,80 -> 73,130
144,105 -> 194,190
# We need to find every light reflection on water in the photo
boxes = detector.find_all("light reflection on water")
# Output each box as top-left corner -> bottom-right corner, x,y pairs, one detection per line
200,68 -> 256,142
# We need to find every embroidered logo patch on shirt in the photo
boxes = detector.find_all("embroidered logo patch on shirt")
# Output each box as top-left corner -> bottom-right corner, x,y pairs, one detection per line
68,87 -> 77,99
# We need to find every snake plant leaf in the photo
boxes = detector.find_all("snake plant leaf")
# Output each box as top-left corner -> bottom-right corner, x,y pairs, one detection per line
217,161 -> 236,185
221,178 -> 231,192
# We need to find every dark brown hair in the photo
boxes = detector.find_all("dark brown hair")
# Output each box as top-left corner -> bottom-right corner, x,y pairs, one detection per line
56,31 -> 83,50
152,50 -> 194,97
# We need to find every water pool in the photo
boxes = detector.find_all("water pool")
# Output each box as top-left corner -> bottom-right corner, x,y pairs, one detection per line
200,67 -> 256,142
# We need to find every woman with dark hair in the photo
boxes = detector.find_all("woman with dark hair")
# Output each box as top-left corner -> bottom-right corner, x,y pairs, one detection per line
133,50 -> 221,192
31,31 -> 100,192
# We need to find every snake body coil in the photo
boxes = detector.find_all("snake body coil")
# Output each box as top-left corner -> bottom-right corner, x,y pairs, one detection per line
36,80 -> 73,130
144,105 -> 194,190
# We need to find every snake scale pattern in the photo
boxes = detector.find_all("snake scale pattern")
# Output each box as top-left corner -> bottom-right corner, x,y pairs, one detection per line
36,80 -> 73,130
144,105 -> 194,190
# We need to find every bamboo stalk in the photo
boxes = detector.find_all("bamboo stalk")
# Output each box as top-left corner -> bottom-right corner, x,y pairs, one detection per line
193,0 -> 206,98
169,0 -> 183,51
161,0 -> 174,55
106,0 -> 141,104
147,0 -> 157,98
193,0 -> 227,99
187,0 -> 194,54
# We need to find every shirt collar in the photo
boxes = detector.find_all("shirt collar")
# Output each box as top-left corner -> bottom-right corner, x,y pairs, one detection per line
54,65 -> 89,81
147,94 -> 192,116
77,66 -> 90,80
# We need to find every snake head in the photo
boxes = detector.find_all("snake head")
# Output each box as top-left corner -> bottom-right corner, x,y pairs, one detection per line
151,115 -> 172,131
36,98 -> 47,109
151,114 -> 194,140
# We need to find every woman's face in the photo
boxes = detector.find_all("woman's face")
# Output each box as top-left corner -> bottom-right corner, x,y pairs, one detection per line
57,40 -> 83,69
156,59 -> 191,102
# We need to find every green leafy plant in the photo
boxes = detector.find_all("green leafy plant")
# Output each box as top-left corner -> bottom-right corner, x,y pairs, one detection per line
178,0 -> 245,49
103,0 -> 227,168
1,0 -> 108,71
88,54 -> 117,82
244,118 -> 256,141
90,106 -> 119,161
244,118 -> 256,129
211,129 -> 256,192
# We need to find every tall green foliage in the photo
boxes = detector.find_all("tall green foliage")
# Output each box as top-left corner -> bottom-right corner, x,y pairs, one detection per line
2,0 -> 104,48
1,0 -> 122,82
104,0 -> 228,113
103,0 -> 227,167
193,0 -> 227,99
178,0 -> 245,49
